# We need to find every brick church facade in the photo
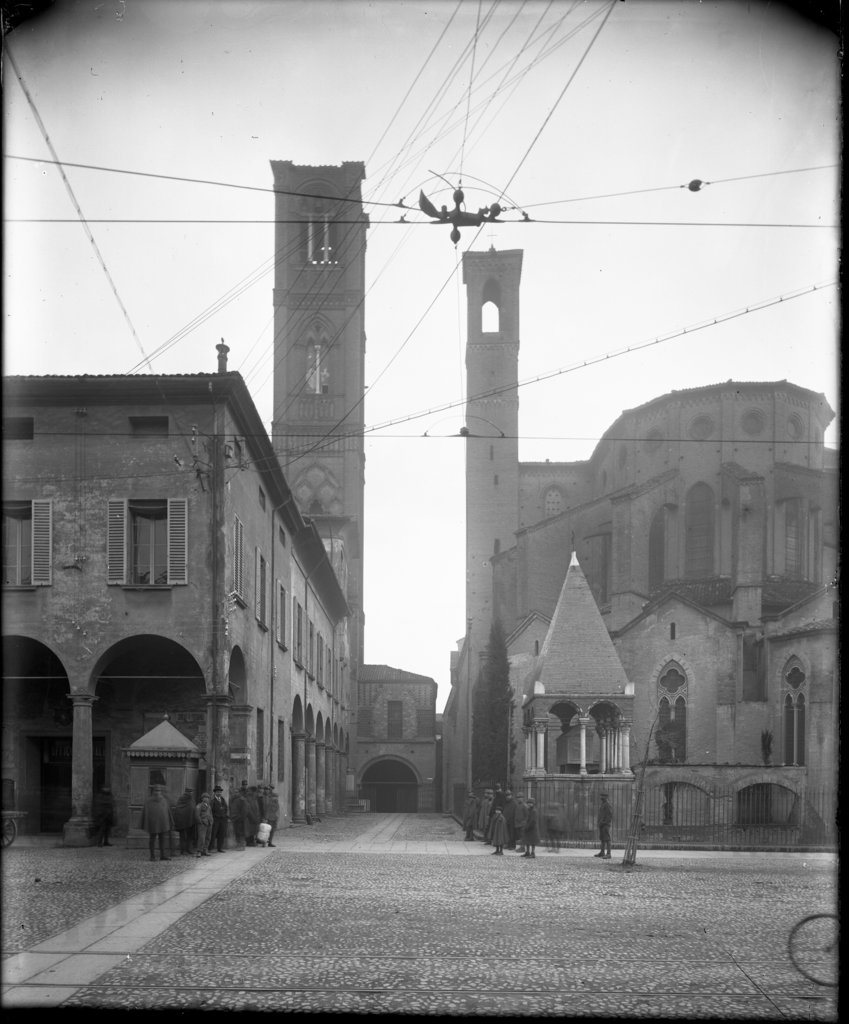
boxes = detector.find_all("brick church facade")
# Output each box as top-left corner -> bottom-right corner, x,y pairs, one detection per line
443,247 -> 838,847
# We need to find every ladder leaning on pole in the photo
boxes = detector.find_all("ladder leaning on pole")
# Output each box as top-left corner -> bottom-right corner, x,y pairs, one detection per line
622,717 -> 657,867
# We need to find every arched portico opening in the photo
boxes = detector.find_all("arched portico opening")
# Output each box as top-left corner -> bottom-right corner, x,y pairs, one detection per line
3,636 -> 75,832
360,758 -> 420,812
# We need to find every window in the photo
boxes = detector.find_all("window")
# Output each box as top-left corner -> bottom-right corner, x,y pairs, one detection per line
481,300 -> 500,332
649,509 -> 666,591
308,621 -> 315,676
416,708 -> 435,737
276,581 -> 287,648
278,525 -> 287,547
3,500 -> 52,586
233,516 -> 245,601
107,498 -> 187,586
544,488 -> 563,518
685,482 -> 714,577
316,634 -> 324,686
129,416 -> 168,437
307,341 -> 331,394
782,660 -> 807,765
656,664 -> 687,763
387,700 -> 403,740
256,708 -> 265,780
3,417 -> 34,440
293,599 -> 304,664
255,549 -> 268,627
258,487 -> 266,511
277,720 -> 286,781
784,498 -> 802,578
304,215 -> 337,265
670,622 -> 676,641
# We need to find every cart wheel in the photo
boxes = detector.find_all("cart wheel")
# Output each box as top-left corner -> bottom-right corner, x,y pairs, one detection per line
1,817 -> 17,848
788,913 -> 838,987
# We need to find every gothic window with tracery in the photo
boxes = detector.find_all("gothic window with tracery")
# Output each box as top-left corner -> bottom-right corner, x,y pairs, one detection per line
656,664 -> 687,763
782,660 -> 806,765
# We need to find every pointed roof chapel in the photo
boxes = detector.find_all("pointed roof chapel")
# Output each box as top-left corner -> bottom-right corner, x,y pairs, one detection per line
524,552 -> 632,705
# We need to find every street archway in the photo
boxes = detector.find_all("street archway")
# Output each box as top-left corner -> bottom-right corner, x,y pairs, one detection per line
360,758 -> 420,812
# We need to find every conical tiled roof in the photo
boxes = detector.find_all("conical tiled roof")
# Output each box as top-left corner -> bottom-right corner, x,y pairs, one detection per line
526,552 -> 630,697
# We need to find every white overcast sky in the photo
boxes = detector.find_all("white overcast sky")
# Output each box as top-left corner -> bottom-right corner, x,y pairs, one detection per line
3,0 -> 840,711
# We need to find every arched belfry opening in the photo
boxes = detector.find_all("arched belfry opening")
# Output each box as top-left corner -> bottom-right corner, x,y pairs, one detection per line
481,278 -> 501,332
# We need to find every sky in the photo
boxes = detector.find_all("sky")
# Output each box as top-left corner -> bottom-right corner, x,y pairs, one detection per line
3,0 -> 840,712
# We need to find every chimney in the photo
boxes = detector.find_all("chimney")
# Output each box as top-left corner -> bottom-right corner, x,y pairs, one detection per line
216,339 -> 230,374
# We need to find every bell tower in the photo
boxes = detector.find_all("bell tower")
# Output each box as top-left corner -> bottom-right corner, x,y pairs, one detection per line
463,247 -> 523,638
270,160 -> 369,668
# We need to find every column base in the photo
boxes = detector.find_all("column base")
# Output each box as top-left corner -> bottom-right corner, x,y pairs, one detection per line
62,816 -> 95,847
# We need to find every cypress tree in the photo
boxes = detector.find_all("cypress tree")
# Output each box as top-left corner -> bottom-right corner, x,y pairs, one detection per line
471,619 -> 515,785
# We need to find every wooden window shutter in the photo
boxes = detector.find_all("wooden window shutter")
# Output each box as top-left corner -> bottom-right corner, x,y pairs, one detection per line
233,516 -> 244,599
31,499 -> 53,585
167,498 -> 188,584
107,499 -> 127,584
255,547 -> 261,620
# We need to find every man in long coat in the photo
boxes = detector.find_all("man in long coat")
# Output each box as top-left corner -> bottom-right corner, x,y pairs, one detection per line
230,785 -> 247,850
513,795 -> 529,853
521,797 -> 539,859
210,785 -> 229,852
477,788 -> 493,843
173,788 -> 196,856
595,791 -> 613,859
462,791 -> 479,841
140,785 -> 175,861
245,786 -> 261,846
502,790 -> 517,849
262,786 -> 280,847
92,785 -> 114,847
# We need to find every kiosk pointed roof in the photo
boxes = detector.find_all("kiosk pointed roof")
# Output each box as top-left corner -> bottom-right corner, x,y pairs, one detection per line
527,552 -> 630,697
128,716 -> 200,754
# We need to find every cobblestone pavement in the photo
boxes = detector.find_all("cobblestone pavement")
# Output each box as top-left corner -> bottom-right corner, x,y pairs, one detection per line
2,814 -> 838,1017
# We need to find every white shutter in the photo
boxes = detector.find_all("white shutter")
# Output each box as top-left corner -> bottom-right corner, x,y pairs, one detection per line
167,498 -> 188,585
107,499 -> 127,584
274,579 -> 281,643
233,517 -> 244,600
31,499 -> 53,585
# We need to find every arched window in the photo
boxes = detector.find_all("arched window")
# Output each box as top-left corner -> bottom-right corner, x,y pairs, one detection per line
303,214 -> 337,265
648,508 -> 665,591
784,498 -> 802,579
304,324 -> 331,394
656,664 -> 687,763
782,660 -> 807,765
544,488 -> 563,517
685,482 -> 714,577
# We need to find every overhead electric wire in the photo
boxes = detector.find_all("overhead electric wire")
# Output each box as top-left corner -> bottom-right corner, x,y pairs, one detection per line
5,48 -> 153,373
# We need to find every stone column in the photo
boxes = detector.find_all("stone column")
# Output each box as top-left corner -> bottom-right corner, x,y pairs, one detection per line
306,736 -> 317,819
579,716 -> 590,776
205,693 -> 232,793
620,721 -> 632,773
63,692 -> 97,847
598,726 -> 607,774
324,747 -> 335,814
315,740 -> 326,817
523,728 -> 532,772
291,731 -> 306,823
535,724 -> 545,773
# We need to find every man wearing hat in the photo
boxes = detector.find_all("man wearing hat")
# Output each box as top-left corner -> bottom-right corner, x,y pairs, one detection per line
595,791 -> 613,859
173,787 -> 196,856
140,785 -> 175,862
210,785 -> 229,853
462,790 -> 479,841
262,786 -> 280,847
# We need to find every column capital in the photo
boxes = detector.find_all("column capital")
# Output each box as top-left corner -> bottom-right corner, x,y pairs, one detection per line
205,693 -> 234,708
67,692 -> 97,707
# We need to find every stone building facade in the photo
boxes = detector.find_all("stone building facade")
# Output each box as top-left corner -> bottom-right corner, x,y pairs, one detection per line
443,247 -> 838,846
2,354 -> 352,843
354,665 -> 438,812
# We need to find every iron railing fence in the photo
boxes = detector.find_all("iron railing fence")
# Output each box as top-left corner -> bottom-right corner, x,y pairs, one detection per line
526,778 -> 836,851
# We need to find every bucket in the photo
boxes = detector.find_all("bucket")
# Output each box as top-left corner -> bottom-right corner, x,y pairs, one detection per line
257,821 -> 271,845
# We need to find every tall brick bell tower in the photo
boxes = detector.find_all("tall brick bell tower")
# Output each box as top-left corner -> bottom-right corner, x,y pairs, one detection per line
463,248 -> 523,642
270,161 -> 369,669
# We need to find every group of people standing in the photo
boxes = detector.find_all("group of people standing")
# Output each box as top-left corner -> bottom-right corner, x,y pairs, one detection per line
463,784 -> 540,858
138,781 -> 280,860
463,785 -> 615,860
